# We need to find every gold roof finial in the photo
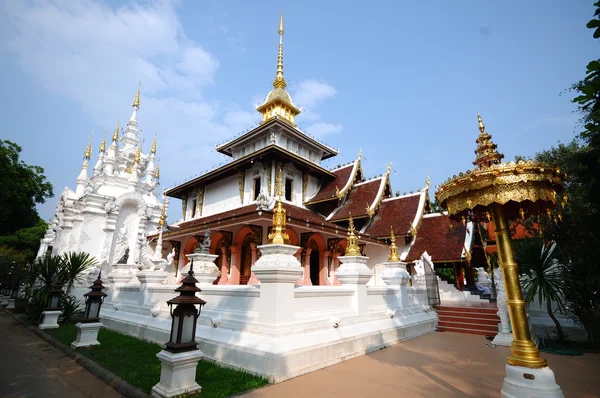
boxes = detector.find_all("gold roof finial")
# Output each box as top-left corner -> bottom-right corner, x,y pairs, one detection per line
473,111 -> 504,169
358,148 -> 363,160
133,81 -> 141,108
273,13 -> 286,89
84,132 -> 93,160
267,163 -> 291,244
134,146 -> 141,164
159,197 -> 167,227
345,213 -> 362,256
388,225 -> 401,262
151,130 -> 157,154
154,163 -> 160,179
112,118 -> 120,142
99,129 -> 107,153
425,175 -> 431,190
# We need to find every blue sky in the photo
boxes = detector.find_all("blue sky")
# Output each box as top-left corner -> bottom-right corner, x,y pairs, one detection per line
0,0 -> 596,223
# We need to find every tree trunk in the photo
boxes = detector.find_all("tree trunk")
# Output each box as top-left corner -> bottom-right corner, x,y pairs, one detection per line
546,298 -> 565,342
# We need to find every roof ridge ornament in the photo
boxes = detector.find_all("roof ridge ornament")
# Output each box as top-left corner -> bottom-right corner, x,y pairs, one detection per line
345,213 -> 361,256
388,225 -> 401,262
473,111 -> 504,169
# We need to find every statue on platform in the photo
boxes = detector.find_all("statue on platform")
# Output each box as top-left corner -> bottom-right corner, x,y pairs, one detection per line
197,229 -> 211,254
494,267 -> 510,334
476,267 -> 491,286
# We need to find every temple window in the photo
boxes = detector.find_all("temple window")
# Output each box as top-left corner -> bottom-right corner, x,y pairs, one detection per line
253,177 -> 262,200
191,199 -> 197,218
285,178 -> 293,201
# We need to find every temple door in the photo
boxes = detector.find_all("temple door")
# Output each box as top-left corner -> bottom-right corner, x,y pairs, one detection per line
309,240 -> 320,286
240,235 -> 253,284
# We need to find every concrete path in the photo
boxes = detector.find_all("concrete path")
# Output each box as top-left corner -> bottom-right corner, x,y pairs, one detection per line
242,332 -> 600,398
0,311 -> 121,398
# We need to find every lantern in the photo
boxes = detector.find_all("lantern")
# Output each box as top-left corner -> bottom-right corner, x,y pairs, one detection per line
165,260 -> 206,353
46,286 -> 63,311
82,271 -> 107,323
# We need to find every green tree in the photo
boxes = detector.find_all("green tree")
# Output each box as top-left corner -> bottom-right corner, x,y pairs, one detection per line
0,140 -> 53,235
0,217 -> 48,263
514,238 -> 566,341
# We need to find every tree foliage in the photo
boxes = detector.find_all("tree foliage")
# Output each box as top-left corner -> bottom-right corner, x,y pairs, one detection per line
0,140 -> 53,236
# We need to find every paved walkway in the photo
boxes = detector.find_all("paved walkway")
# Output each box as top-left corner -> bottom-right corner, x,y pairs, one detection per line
242,332 -> 600,398
0,311 -> 121,398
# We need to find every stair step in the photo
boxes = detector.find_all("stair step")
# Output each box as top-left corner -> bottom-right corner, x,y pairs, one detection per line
438,316 -> 499,326
436,310 -> 499,321
436,306 -> 497,314
437,326 -> 498,337
438,320 -> 499,331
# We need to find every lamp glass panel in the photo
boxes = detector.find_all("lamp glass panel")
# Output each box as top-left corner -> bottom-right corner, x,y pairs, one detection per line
181,313 -> 195,343
170,314 -> 180,344
88,301 -> 100,319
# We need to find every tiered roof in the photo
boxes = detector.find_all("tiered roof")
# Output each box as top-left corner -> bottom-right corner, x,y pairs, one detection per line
363,191 -> 426,238
404,213 -> 471,263
306,161 -> 359,204
328,177 -> 386,221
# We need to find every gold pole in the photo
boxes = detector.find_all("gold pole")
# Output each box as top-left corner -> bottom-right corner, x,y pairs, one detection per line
489,203 -> 547,368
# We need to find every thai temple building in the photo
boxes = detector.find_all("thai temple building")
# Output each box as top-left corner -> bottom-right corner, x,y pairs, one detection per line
154,15 -> 474,289
36,86 -> 165,270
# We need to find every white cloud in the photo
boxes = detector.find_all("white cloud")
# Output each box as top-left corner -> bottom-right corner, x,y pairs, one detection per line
0,0 -> 341,220
293,80 -> 337,108
306,122 -> 343,138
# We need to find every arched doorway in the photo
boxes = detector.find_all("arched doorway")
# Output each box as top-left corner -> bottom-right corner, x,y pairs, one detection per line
309,240 -> 320,285
181,236 -> 199,266
240,234 -> 253,284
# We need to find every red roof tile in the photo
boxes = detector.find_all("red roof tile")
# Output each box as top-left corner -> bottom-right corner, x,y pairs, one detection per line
405,214 -> 467,262
307,163 -> 355,203
330,178 -> 383,221
363,193 -> 422,237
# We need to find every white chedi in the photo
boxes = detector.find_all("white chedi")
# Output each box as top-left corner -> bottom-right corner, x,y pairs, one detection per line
36,88 -> 166,282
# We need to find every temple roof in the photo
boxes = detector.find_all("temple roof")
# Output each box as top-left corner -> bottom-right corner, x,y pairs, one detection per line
306,160 -> 361,204
404,213 -> 469,263
166,143 -> 336,199
363,191 -> 425,238
328,176 -> 387,221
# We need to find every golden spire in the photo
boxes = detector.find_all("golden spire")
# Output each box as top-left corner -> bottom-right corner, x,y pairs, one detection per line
159,197 -> 167,227
345,214 -> 361,256
112,118 -> 120,142
273,13 -> 286,89
99,130 -> 107,153
388,226 -> 401,262
267,163 -> 291,244
473,111 -> 504,169
151,130 -> 157,154
83,133 -> 93,160
154,163 -> 160,179
133,81 -> 141,108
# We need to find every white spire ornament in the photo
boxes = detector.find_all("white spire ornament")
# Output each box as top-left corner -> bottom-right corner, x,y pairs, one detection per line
76,134 -> 93,195
93,130 -> 107,176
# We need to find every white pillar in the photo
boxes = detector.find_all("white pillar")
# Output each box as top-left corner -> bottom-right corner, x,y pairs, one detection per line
336,255 -> 372,315
501,364 -> 564,398
152,350 -> 204,398
39,310 -> 61,329
184,252 -> 219,285
252,243 -> 303,325
380,261 -> 411,308
71,322 -> 103,348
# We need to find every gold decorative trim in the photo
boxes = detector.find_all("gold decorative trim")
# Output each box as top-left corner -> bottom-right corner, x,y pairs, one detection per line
302,173 -> 309,201
196,187 -> 204,217
238,171 -> 245,203
181,193 -> 187,219
264,162 -> 272,195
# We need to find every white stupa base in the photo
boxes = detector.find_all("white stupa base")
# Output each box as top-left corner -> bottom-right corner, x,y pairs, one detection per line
493,332 -> 513,347
6,298 -> 16,310
501,364 -> 564,398
151,349 -> 203,398
71,322 -> 103,348
1,295 -> 10,305
39,310 -> 62,329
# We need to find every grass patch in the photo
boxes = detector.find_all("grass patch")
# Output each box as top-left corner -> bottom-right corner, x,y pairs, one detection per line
45,324 -> 269,397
